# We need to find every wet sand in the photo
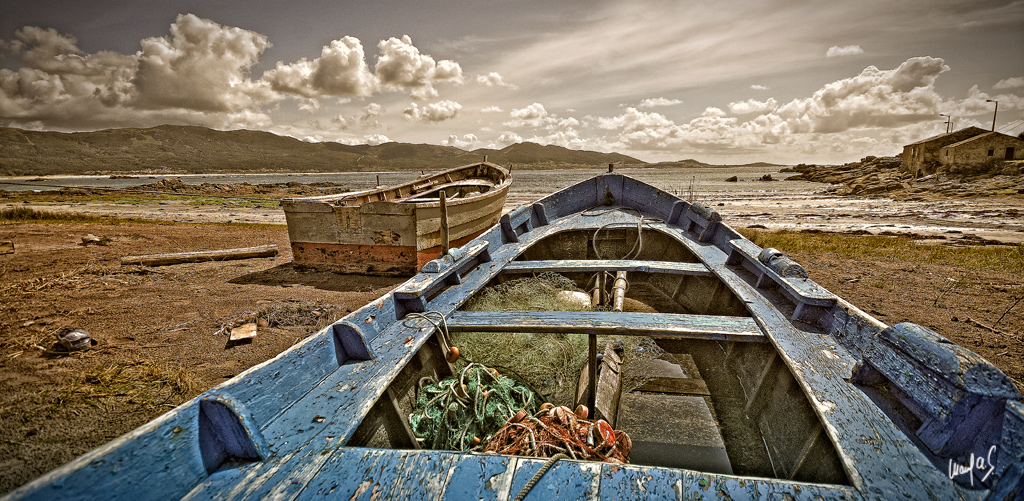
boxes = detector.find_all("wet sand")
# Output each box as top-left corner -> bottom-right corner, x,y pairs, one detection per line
4,166 -> 1023,244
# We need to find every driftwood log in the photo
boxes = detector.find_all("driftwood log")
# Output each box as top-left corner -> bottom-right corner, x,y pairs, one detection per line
121,244 -> 277,266
1,240 -> 13,255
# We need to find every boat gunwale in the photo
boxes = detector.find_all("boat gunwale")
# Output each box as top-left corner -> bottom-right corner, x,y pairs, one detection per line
279,161 -> 511,206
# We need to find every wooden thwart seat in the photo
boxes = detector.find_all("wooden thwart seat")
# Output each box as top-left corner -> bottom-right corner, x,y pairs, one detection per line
447,311 -> 765,343
502,259 -> 712,276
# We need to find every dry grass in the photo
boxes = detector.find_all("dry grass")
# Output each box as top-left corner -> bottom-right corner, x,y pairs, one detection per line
740,229 -> 1024,275
49,360 -> 198,413
0,207 -> 160,225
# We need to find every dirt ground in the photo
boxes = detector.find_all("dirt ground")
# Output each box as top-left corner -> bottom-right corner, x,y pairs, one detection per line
0,221 -> 404,494
0,217 -> 1022,494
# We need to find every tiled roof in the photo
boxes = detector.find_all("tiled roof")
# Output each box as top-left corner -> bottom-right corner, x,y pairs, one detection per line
904,126 -> 987,147
943,131 -> 1024,149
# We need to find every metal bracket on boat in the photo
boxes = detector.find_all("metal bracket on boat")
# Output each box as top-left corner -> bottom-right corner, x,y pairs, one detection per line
197,393 -> 268,475
332,320 -> 375,365
393,241 -> 491,319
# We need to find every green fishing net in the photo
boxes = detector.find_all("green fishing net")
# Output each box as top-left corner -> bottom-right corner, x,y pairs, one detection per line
454,272 -> 671,404
409,363 -> 540,451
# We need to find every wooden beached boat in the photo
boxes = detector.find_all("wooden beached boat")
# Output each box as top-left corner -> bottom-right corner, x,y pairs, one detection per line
281,161 -> 511,275
8,171 -> 1023,500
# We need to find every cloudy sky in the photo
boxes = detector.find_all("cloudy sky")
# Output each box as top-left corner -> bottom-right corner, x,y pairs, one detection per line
2,0 -> 1022,164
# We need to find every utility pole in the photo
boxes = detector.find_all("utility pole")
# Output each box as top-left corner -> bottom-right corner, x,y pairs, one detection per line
939,113 -> 951,134
986,99 -> 999,131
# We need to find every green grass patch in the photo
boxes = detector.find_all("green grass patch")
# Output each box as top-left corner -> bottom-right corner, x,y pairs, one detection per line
0,207 -> 121,224
739,229 -> 1024,275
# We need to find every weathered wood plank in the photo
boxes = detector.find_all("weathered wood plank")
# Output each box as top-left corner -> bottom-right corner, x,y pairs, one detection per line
501,259 -> 711,276
599,463 -> 681,499
636,377 -> 710,395
447,310 -> 767,343
120,244 -> 278,266
440,453 -> 515,501
507,457 -> 601,501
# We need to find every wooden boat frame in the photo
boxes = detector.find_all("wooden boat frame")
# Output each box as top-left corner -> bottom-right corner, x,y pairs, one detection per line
281,161 -> 511,275
7,172 -> 1023,500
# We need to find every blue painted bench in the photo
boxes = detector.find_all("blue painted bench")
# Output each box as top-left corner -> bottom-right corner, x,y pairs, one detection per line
447,310 -> 766,343
501,259 -> 712,276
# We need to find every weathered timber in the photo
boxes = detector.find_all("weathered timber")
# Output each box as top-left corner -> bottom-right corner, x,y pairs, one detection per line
446,310 -> 767,343
0,240 -> 12,255
501,259 -> 711,275
636,377 -> 710,395
121,244 -> 277,266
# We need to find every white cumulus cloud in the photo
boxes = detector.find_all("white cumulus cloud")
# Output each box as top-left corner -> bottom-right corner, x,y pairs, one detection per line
442,133 -> 478,148
729,98 -> 778,115
505,102 -> 551,127
476,72 -> 516,89
994,77 -> 1024,89
638,97 -> 682,108
262,36 -> 376,98
0,14 -> 275,129
376,35 -> 464,99
826,45 -> 864,57
134,14 -> 273,112
403,100 -> 462,122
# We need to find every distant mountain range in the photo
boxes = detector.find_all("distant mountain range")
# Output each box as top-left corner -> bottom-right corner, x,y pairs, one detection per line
0,125 -> 645,176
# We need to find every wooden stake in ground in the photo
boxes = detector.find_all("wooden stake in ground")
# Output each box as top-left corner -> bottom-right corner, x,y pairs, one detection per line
121,244 -> 277,267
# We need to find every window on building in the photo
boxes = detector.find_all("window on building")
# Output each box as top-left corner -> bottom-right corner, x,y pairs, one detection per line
988,149 -> 994,156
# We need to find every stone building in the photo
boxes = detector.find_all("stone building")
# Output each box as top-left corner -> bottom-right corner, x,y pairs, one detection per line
900,126 -> 988,176
938,131 -> 1024,167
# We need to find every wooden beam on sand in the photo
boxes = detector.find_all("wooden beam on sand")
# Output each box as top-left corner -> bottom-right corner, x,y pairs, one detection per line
1,241 -> 13,255
121,244 -> 277,266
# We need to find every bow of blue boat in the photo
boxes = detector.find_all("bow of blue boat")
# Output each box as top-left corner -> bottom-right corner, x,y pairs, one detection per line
6,172 -> 1023,500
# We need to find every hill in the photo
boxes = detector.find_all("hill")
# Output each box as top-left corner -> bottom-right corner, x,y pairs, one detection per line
0,125 -> 644,176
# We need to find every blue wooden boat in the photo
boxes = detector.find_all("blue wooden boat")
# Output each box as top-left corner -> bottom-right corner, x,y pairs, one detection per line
6,171 -> 1023,500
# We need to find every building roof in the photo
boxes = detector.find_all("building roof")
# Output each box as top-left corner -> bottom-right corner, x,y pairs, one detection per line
943,130 -> 1024,150
904,126 -> 988,147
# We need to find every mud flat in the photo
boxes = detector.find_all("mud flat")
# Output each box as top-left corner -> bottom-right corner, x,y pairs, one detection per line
6,165 -> 1023,244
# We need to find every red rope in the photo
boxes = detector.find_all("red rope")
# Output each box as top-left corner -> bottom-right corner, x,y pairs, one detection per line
483,405 -> 631,463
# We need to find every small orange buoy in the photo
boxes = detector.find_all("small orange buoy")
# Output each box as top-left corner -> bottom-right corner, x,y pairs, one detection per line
574,404 -> 589,419
446,346 -> 460,363
472,436 -> 481,446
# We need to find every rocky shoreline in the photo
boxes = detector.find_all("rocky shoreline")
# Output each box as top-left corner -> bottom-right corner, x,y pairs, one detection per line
784,156 -> 1024,199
